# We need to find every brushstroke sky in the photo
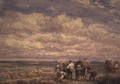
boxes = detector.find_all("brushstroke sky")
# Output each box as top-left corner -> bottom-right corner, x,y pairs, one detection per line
0,0 -> 120,60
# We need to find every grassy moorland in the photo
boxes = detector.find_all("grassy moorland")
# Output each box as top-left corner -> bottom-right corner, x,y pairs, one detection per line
0,61 -> 120,84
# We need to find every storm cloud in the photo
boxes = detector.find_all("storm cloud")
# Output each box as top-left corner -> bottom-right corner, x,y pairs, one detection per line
0,0 -> 120,60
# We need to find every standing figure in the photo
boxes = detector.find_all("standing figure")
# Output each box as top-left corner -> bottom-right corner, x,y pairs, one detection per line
74,60 -> 83,80
66,60 -> 75,79
75,64 -> 82,80
112,61 -> 119,76
105,59 -> 113,73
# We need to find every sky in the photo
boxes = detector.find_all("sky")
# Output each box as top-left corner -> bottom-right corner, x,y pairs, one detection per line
0,0 -> 120,61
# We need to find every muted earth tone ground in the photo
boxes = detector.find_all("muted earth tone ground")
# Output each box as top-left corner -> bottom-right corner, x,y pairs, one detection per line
0,61 -> 120,84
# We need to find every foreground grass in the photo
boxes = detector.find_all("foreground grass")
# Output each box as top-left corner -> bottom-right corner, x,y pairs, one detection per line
0,61 -> 120,84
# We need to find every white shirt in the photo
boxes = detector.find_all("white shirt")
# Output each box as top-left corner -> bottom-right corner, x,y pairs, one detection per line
67,63 -> 74,70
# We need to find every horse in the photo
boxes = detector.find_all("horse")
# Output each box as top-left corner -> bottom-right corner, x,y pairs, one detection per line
89,71 -> 97,81
80,67 -> 88,80
75,66 -> 90,80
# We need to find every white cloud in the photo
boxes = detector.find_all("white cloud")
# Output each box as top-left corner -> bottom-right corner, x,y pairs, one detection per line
0,11 -> 120,59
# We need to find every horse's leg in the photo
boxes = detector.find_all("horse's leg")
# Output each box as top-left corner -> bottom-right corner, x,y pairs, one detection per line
81,75 -> 83,80
76,72 -> 79,80
83,76 -> 85,80
79,74 -> 82,80
83,75 -> 85,80
85,75 -> 87,80
89,76 -> 92,81
93,76 -> 95,81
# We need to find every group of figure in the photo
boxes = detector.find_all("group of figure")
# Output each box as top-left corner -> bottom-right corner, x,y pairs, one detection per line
105,59 -> 119,74
55,59 -> 97,82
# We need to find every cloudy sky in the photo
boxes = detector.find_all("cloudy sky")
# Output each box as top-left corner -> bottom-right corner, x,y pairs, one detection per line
0,0 -> 120,60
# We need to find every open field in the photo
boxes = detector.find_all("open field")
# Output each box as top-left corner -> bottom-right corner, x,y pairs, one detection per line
0,61 -> 120,84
